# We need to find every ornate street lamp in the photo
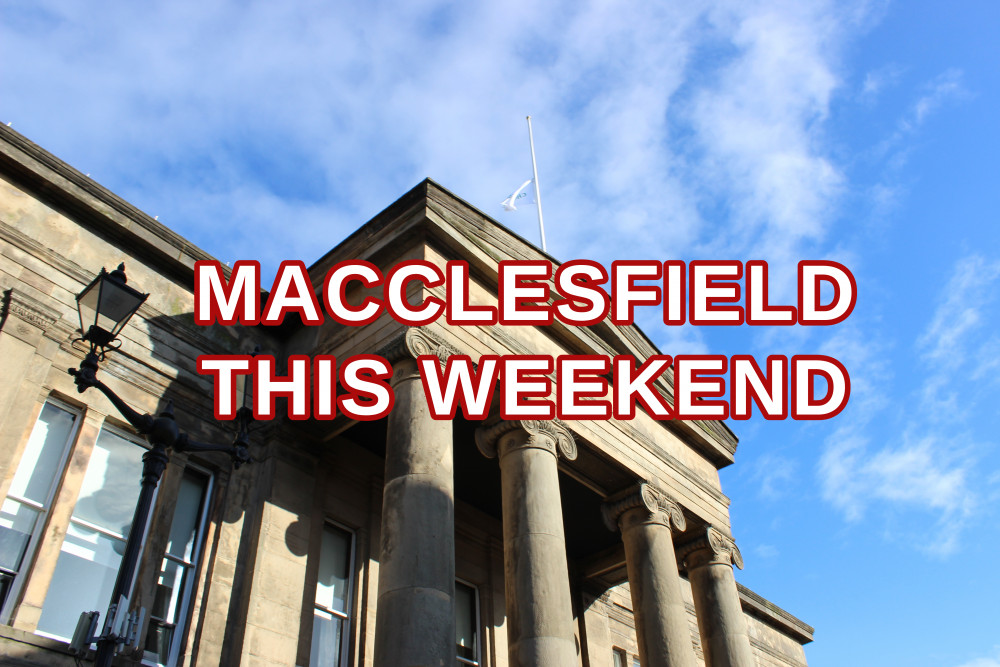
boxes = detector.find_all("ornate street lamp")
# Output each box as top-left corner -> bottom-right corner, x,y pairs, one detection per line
74,263 -> 148,355
67,264 -> 253,666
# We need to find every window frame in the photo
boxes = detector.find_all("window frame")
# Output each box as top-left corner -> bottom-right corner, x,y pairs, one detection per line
309,520 -> 356,667
0,398 -> 82,624
34,419 -> 155,643
142,462 -> 214,667
455,578 -> 482,667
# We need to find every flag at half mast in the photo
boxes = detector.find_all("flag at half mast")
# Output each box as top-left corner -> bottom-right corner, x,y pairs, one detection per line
501,178 -> 536,211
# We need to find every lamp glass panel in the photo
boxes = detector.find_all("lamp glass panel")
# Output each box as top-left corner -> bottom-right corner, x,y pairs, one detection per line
235,373 -> 251,411
96,278 -> 144,337
76,278 -> 102,334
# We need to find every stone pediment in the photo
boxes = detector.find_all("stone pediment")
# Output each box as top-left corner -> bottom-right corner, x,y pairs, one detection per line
303,178 -> 738,468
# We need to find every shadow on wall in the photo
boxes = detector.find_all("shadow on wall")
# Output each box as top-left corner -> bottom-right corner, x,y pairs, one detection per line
139,310 -> 279,662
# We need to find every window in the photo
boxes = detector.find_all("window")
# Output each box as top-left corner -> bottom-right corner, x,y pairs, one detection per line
143,467 -> 212,666
0,401 -> 80,621
36,425 -> 147,640
613,647 -> 639,667
310,523 -> 354,667
456,581 -> 480,666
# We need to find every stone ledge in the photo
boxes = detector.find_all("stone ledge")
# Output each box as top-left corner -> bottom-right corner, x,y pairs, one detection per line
0,123 -> 220,286
0,626 -> 80,666
738,583 -> 814,644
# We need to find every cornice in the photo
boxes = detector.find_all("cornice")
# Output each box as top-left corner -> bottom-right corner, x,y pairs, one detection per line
737,583 -> 814,644
0,124 -> 219,286
2,288 -> 60,332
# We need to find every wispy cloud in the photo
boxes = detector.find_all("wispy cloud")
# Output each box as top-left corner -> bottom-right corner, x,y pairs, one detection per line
1,0 -> 872,286
748,452 -> 797,500
953,650 -> 1000,667
753,543 -> 779,560
819,425 -> 977,557
864,68 -> 968,220
918,255 -> 1000,416
817,254 -> 1000,556
919,255 -> 1000,363
859,63 -> 904,103
906,68 -> 967,130
683,1 -> 850,271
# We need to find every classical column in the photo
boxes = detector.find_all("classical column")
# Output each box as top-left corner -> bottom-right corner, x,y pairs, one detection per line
475,418 -> 578,667
373,328 -> 457,667
678,527 -> 755,667
602,483 -> 697,667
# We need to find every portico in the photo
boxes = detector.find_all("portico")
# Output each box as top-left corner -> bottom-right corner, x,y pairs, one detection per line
0,122 -> 813,667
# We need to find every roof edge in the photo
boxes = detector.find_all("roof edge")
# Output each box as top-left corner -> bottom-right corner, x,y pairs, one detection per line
738,583 -> 814,644
0,124 -> 221,285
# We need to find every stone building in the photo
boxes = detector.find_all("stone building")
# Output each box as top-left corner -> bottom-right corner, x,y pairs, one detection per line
0,123 -> 813,667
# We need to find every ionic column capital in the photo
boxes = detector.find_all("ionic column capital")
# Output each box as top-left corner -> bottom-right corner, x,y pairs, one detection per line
377,327 -> 458,381
377,326 -> 458,364
601,482 -> 686,533
678,525 -> 744,570
474,417 -> 577,461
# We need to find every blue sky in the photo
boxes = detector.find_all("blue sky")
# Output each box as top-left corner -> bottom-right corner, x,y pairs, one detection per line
3,1 -> 998,665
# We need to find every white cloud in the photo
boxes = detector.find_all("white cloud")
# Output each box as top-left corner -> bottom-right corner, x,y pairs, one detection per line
816,255 -> 1000,557
919,255 -> 1000,363
918,255 -> 1000,417
910,68 -> 966,127
864,68 -> 968,224
0,0 -> 871,285
953,649 -> 1000,667
748,452 -> 797,500
753,543 -> 779,560
819,426 -> 976,556
9,0 -> 991,561
683,0 -> 850,269
859,63 -> 903,102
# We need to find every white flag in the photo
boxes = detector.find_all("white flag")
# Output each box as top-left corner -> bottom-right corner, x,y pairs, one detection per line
501,178 -> 535,211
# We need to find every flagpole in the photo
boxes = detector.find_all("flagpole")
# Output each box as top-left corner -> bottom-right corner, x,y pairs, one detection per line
526,115 -> 547,252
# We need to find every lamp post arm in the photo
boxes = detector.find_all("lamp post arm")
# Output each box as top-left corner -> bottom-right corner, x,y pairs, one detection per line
174,433 -> 254,468
69,352 -> 154,434
90,379 -> 154,434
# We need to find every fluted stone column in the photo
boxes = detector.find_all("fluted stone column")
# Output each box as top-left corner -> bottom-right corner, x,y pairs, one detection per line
475,418 -> 578,667
373,329 -> 457,667
602,483 -> 697,667
679,527 -> 755,667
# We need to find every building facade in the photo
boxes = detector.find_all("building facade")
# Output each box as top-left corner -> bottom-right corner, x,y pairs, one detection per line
0,124 -> 813,667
